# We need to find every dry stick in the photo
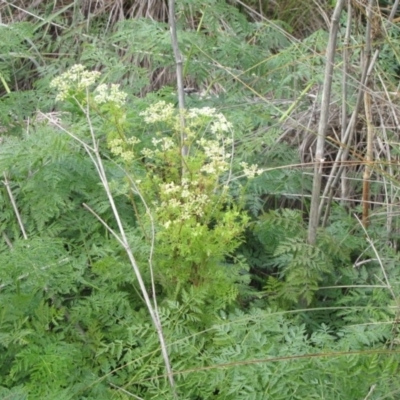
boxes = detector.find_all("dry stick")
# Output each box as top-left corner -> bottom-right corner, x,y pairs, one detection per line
168,0 -> 187,161
318,52 -> 377,219
363,384 -> 376,400
75,98 -> 177,396
374,121 -> 393,237
307,0 -> 345,245
362,0 -> 375,228
322,0 -> 353,228
362,89 -> 373,228
341,0 -> 352,206
318,0 -> 367,221
2,172 -> 27,240
108,382 -> 144,400
83,170 -> 160,313
388,0 -> 400,21
2,233 -> 13,249
378,75 -> 398,238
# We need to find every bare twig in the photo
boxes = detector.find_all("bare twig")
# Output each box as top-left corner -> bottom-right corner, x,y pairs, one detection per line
125,176 -> 159,313
82,203 -> 125,246
387,0 -> 400,21
109,382 -> 144,399
341,0 -> 352,205
322,0 -> 353,228
168,0 -> 187,163
2,233 -> 13,249
308,0 -> 345,245
363,384 -> 376,400
361,0 -> 374,228
377,74 -> 397,239
83,175 -> 159,311
2,172 -> 27,240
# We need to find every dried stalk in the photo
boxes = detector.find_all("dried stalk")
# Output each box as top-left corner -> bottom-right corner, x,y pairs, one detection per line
378,74 -> 398,239
3,172 -> 28,240
168,0 -> 187,161
322,0 -> 353,227
362,89 -> 373,227
363,384 -> 376,400
387,0 -> 400,21
318,53 -> 378,220
361,0 -> 374,228
307,0 -> 345,245
109,382 -> 144,400
341,0 -> 352,205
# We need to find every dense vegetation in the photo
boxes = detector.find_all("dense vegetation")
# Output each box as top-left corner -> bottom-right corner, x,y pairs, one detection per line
1,0 -> 400,398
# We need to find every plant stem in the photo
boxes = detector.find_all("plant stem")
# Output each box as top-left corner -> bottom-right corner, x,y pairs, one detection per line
308,0 -> 345,245
169,0 -> 187,165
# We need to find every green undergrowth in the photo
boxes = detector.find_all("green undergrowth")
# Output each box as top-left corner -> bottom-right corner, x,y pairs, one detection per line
1,1 -> 400,398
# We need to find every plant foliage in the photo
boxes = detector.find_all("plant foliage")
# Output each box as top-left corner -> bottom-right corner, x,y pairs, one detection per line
1,0 -> 400,398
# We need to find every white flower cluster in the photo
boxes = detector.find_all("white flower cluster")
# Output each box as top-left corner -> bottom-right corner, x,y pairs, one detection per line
94,84 -> 127,106
50,65 -> 127,107
159,179 -> 210,227
139,102 -> 235,177
108,137 -> 140,162
210,116 -> 232,135
151,137 -> 175,151
197,138 -> 231,175
139,101 -> 175,123
50,64 -> 101,101
140,137 -> 175,159
186,107 -> 217,119
141,147 -> 156,158
186,107 -> 232,135
140,102 -> 232,137
240,162 -> 263,179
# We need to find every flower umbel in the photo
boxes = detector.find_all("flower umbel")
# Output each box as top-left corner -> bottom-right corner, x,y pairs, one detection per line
240,162 -> 263,179
139,101 -> 175,123
50,65 -> 127,108
94,84 -> 127,106
158,179 -> 211,224
50,64 -> 101,101
108,137 -> 140,163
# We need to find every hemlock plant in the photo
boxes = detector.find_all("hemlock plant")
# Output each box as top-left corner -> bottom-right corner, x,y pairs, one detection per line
1,1 -> 400,397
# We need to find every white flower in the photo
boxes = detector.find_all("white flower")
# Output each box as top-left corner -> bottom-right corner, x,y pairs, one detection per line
140,101 -> 175,123
162,182 -> 180,194
94,83 -> 127,106
50,64 -> 101,101
210,117 -> 232,134
160,137 -> 174,151
164,221 -> 172,229
240,162 -> 263,179
152,138 -> 162,146
200,164 -> 216,174
127,137 -> 140,145
187,107 -> 217,118
108,137 -> 139,162
120,151 -> 134,162
141,148 -> 155,158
